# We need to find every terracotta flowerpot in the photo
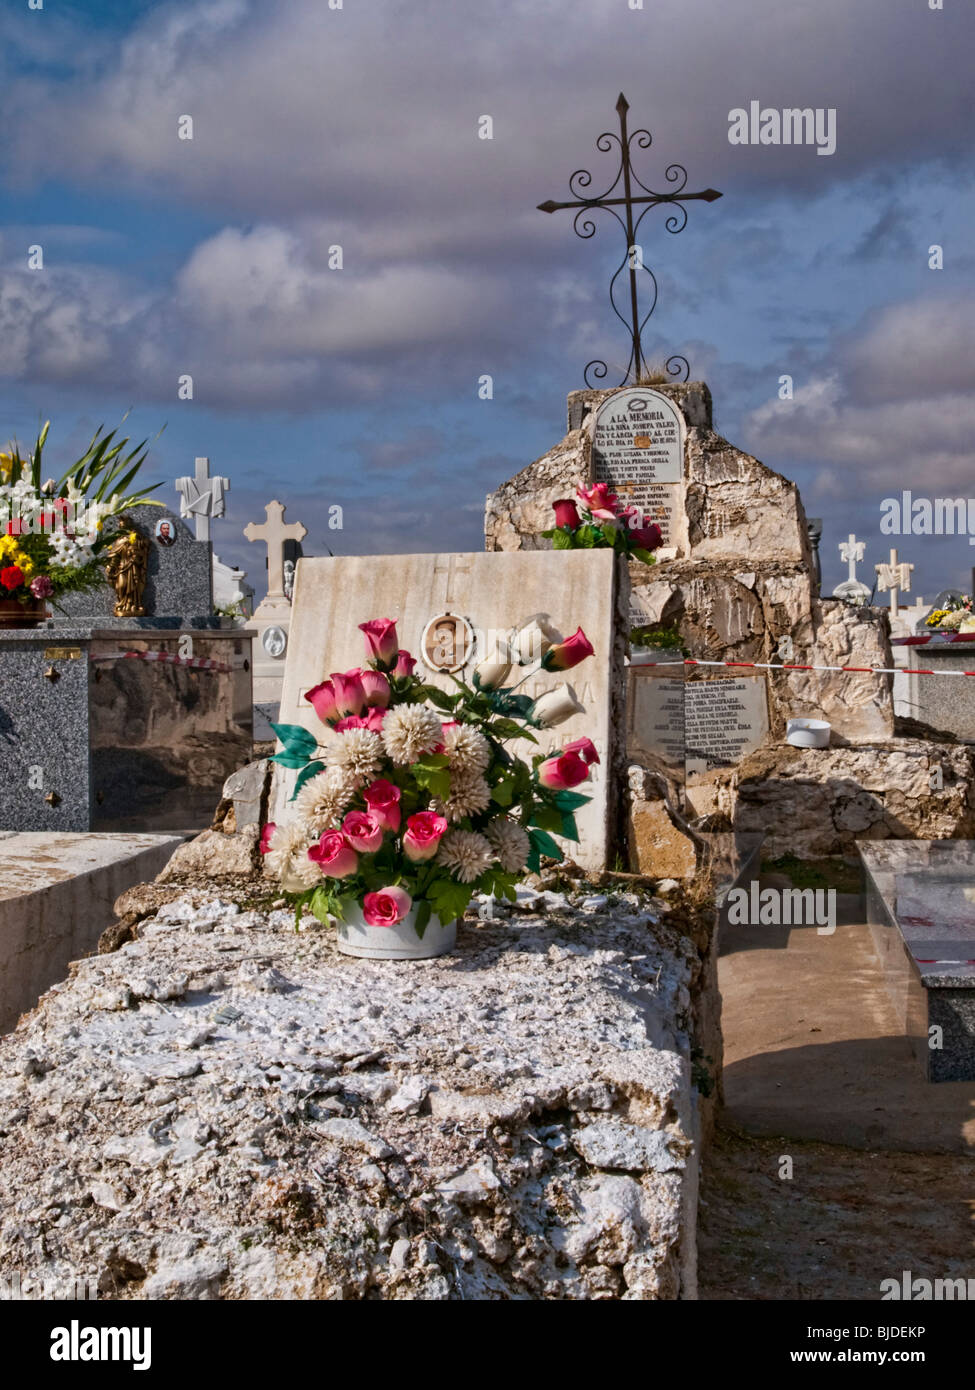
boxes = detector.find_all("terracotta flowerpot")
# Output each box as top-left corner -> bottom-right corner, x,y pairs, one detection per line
336,903 -> 457,960
0,598 -> 48,629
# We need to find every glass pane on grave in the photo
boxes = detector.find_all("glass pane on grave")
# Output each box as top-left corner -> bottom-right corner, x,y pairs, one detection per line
627,657 -> 686,790
89,633 -> 253,832
683,669 -> 771,820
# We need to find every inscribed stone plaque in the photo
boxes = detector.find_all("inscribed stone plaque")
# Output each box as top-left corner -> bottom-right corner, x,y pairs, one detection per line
592,387 -> 684,493
274,550 -> 623,871
685,677 -> 769,774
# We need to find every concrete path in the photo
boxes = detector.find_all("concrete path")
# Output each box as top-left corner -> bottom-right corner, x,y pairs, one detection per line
718,883 -> 975,1153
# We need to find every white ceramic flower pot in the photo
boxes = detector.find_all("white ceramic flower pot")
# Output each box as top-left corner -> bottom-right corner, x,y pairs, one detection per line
786,717 -> 831,748
336,903 -> 457,960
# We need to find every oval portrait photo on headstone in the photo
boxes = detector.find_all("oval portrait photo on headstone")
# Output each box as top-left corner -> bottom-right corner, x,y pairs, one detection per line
420,612 -> 474,673
154,518 -> 177,547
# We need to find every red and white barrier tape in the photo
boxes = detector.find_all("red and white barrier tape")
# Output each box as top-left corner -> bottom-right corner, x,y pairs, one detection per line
89,651 -> 232,673
633,657 -> 975,680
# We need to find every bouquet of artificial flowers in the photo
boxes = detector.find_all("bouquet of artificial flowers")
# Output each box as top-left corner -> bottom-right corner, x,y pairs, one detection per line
261,614 -> 599,937
925,594 -> 974,632
0,419 -> 161,612
543,482 -> 663,564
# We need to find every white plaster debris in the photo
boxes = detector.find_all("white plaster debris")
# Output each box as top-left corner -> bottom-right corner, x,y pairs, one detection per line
0,889 -> 698,1301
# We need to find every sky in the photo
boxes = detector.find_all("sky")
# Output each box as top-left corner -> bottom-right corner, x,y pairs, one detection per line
1,0 -> 973,602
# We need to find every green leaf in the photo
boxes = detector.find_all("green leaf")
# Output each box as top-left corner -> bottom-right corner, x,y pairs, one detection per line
270,722 -> 319,760
427,877 -> 474,926
411,762 -> 451,799
528,827 -> 563,862
271,749 -> 314,770
290,760 -> 325,799
414,752 -> 450,769
530,805 -> 563,834
551,528 -> 574,550
414,684 -> 457,712
551,789 -> 591,812
575,524 -> 597,549
309,886 -> 333,925
559,812 -> 579,842
490,776 -> 517,806
488,717 -> 537,742
631,546 -> 656,566
413,898 -> 432,940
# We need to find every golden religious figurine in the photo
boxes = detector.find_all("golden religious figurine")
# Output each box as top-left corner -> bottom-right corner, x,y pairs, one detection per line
104,516 -> 151,618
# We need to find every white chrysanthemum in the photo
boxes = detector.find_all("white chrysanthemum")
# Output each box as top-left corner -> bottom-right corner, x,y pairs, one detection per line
433,769 -> 492,824
437,829 -> 494,884
292,766 -> 357,832
485,818 -> 531,873
381,703 -> 443,764
326,727 -> 384,784
264,819 -> 321,891
442,722 -> 491,774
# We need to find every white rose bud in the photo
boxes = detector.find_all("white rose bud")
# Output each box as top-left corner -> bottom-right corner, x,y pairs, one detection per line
474,636 -> 513,690
510,614 -> 562,665
528,683 -> 584,728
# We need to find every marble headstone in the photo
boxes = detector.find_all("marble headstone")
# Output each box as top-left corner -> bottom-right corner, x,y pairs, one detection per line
273,549 -> 627,871
56,503 -> 214,628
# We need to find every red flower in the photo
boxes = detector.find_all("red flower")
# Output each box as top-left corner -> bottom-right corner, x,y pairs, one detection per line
631,524 -> 663,551
0,565 -> 25,591
552,498 -> 581,529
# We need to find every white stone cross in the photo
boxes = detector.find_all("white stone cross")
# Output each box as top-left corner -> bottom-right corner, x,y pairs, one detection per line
433,553 -> 473,605
838,533 -> 865,585
244,501 -> 308,602
175,456 -> 229,542
875,547 -> 914,618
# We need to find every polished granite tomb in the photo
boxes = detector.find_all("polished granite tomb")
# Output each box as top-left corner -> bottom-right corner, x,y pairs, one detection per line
860,840 -> 975,1082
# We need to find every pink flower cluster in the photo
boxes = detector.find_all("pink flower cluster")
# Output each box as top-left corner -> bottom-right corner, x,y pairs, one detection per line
552,482 -> 663,554
306,619 -> 416,730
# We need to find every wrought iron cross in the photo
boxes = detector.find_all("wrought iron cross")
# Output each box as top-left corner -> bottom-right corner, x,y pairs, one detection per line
538,93 -> 721,388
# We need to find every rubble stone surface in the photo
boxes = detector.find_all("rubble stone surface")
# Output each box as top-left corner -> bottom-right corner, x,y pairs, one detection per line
0,888 -> 701,1301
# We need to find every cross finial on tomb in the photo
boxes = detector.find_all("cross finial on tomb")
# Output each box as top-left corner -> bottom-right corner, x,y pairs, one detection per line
875,547 -> 913,618
175,456 -> 229,542
537,93 -> 721,387
244,501 -> 308,601
838,533 -> 866,585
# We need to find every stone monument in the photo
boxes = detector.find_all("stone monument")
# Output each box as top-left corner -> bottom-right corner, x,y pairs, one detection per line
271,549 -> 628,872
486,380 -> 975,860
244,500 -> 308,734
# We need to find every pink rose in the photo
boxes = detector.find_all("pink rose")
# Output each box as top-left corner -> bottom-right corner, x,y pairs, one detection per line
307,679 -> 339,724
362,885 -> 413,927
577,482 -> 618,514
364,779 -> 402,831
563,737 -> 600,766
393,650 -> 416,679
552,498 -> 581,529
360,669 -> 391,708
542,627 -> 594,671
537,751 -> 590,790
341,810 -> 384,854
29,575 -> 54,599
308,830 -> 358,878
403,811 -> 448,862
331,669 -> 366,717
259,822 -> 277,855
359,618 -> 399,666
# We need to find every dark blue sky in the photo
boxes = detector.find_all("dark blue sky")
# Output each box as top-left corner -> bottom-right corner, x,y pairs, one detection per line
1,0 -> 973,602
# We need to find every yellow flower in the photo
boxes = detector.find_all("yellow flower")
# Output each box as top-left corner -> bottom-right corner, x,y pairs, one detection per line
0,452 -> 13,481
128,531 -> 138,543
